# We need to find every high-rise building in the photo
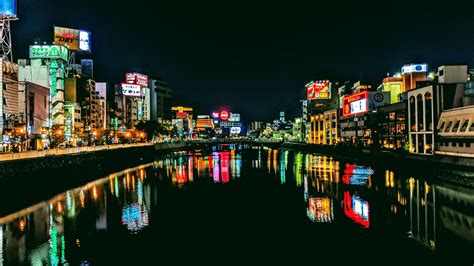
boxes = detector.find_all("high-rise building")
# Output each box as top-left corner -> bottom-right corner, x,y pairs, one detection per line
150,79 -> 172,122
18,50 -> 67,128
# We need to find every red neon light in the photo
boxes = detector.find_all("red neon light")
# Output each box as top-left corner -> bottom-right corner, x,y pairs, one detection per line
220,111 -> 229,121
307,81 -> 331,100
342,91 -> 368,117
60,33 -> 75,39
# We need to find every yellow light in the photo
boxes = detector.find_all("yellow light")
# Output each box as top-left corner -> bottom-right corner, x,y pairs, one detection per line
19,220 -> 26,231
92,186 -> 98,200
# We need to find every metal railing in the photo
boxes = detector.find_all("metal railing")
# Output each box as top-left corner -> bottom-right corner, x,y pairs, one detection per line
0,143 -> 153,162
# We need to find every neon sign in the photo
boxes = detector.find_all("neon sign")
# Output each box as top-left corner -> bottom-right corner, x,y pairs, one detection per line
342,91 -> 368,117
220,111 -> 229,121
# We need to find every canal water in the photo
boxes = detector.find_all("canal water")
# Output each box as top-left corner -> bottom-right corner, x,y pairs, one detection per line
0,145 -> 472,265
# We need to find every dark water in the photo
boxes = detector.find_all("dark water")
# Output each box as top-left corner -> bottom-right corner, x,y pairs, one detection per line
0,145 -> 473,265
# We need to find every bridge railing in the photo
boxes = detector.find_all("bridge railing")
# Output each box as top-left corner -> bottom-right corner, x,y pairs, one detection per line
0,143 -> 153,162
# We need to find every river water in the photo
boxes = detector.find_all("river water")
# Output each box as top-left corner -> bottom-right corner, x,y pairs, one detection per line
0,145 -> 472,265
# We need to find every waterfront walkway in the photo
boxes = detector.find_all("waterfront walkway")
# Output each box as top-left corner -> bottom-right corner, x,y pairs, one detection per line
0,143 -> 153,162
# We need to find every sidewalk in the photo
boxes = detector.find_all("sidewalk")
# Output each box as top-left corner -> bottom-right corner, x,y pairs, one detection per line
0,143 -> 153,162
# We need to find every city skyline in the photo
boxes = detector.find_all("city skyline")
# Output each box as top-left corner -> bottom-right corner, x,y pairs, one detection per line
13,0 -> 474,121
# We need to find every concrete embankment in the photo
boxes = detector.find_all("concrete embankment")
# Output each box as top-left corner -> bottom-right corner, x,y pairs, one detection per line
0,142 -> 187,216
282,142 -> 474,171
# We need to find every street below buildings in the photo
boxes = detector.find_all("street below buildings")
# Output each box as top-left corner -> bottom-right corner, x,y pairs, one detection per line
0,145 -> 472,265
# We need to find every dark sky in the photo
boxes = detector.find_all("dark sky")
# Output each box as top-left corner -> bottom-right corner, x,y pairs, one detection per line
13,0 -> 474,122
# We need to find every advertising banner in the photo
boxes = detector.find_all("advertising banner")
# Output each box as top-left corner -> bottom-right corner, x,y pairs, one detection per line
54,26 -> 91,52
125,73 -> 148,87
121,83 -> 141,97
306,81 -> 331,100
229,113 -> 240,122
230,127 -> 242,134
0,0 -> 16,17
401,64 -> 427,74
29,45 -> 68,61
342,91 -> 368,117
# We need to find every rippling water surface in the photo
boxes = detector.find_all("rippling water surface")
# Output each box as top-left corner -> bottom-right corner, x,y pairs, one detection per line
0,145 -> 472,265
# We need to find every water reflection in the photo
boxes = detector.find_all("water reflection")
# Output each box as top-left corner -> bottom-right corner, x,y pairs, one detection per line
0,146 -> 472,264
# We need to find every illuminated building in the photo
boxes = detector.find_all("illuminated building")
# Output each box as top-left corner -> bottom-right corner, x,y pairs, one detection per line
376,101 -> 407,150
196,115 -> 213,132
402,63 -> 428,91
213,111 -> 243,136
63,102 -> 82,143
95,82 -> 108,129
339,82 -> 390,147
171,106 -> 193,137
19,46 -> 68,128
0,59 -> 18,147
379,77 -> 403,104
307,80 -> 340,145
407,65 -> 469,155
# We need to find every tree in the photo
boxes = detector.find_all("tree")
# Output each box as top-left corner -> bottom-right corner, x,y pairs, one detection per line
51,125 -> 66,148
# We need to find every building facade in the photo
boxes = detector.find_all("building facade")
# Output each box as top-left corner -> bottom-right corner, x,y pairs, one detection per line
150,79 -> 172,122
407,65 -> 468,155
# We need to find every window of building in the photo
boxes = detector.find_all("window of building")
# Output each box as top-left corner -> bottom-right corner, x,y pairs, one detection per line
417,94 -> 424,131
44,96 -> 47,108
409,96 -> 416,131
452,120 -> 461,132
469,121 -> 474,132
444,121 -> 452,132
467,142 -> 471,148
460,120 -> 468,132
2,97 -> 7,106
2,84 -> 6,90
389,112 -> 396,121
425,92 -> 432,131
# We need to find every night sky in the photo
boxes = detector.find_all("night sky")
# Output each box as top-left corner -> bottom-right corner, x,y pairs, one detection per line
13,0 -> 474,122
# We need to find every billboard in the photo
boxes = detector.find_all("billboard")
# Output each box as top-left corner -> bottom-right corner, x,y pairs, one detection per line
229,113 -> 240,122
125,73 -> 148,87
0,0 -> 16,17
342,91 -> 368,117
230,127 -> 242,134
29,45 -> 68,61
54,26 -> 91,52
402,63 -> 427,74
306,81 -> 331,100
121,83 -> 141,97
